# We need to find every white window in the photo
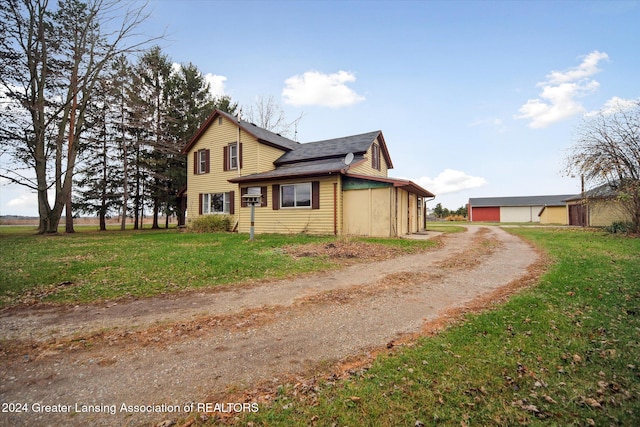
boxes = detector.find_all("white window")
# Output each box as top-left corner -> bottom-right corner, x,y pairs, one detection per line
229,143 -> 238,170
198,150 -> 207,174
202,192 -> 231,214
281,183 -> 311,208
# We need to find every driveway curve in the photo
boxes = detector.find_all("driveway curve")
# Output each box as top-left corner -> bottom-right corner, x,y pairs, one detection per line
0,226 -> 539,427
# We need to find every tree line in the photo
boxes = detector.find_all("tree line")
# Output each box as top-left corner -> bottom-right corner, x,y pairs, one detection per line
0,0 -> 236,233
432,203 -> 467,219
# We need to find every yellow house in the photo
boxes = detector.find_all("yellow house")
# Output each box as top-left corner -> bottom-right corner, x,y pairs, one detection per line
181,109 -> 434,237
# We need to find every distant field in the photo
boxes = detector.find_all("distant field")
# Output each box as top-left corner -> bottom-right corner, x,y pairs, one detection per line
0,215 -> 175,227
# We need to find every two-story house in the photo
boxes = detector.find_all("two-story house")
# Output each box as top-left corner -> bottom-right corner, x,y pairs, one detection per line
181,109 -> 434,237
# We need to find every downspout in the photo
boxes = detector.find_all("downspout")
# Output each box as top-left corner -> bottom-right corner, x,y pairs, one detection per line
237,115 -> 241,178
333,182 -> 338,236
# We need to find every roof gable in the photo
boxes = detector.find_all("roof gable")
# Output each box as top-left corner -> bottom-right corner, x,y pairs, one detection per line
181,109 -> 299,154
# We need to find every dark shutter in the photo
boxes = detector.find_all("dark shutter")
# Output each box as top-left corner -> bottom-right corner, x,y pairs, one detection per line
194,152 -> 198,175
239,143 -> 243,169
312,181 -> 320,209
240,187 -> 248,207
261,186 -> 267,207
272,184 -> 280,210
229,191 -> 235,214
198,193 -> 203,215
223,146 -> 229,171
205,149 -> 210,173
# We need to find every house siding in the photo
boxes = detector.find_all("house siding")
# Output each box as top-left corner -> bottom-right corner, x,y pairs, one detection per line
349,137 -> 389,177
236,176 -> 340,235
186,116 -> 287,223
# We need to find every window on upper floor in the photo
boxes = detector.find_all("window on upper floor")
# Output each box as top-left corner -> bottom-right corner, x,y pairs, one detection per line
372,143 -> 380,170
223,143 -> 241,171
229,143 -> 238,170
194,149 -> 210,175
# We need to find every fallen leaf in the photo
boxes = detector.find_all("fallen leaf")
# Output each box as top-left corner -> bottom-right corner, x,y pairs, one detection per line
584,397 -> 602,409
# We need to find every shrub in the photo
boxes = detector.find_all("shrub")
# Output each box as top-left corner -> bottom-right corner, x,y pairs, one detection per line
604,220 -> 633,234
189,215 -> 232,233
445,215 -> 467,222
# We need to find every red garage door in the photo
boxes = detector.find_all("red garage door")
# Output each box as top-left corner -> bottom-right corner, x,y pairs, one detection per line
471,206 -> 500,222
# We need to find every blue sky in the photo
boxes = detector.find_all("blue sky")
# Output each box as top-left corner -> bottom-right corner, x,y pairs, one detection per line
2,0 -> 639,216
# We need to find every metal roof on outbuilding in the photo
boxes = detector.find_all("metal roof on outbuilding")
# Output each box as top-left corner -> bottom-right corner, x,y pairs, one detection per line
469,194 -> 576,207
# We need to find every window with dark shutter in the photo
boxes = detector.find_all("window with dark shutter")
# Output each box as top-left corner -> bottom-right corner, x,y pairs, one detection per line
312,181 -> 320,209
371,144 -> 380,170
272,185 -> 280,210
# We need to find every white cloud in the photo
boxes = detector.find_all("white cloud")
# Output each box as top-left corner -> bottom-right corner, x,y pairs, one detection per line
204,73 -> 227,98
413,169 -> 487,195
516,51 -> 609,128
172,63 -> 227,98
282,70 -> 365,108
0,188 -> 38,217
587,96 -> 639,116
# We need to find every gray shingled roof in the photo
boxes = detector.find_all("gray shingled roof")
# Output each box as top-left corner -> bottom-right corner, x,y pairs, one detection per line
275,131 -> 381,165
565,182 -> 620,201
469,194 -> 577,207
216,110 -> 300,151
229,157 -> 362,183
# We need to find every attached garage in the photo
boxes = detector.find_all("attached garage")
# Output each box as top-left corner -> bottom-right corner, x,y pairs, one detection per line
342,175 -> 433,237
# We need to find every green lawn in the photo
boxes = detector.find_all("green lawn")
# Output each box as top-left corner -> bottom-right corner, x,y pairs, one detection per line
0,227 -> 436,306
234,228 -> 640,426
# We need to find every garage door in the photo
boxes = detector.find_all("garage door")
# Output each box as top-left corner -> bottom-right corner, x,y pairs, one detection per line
471,206 -> 500,222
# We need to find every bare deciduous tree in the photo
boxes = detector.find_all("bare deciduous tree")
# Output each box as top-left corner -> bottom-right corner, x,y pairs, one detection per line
566,100 -> 640,232
245,95 -> 304,140
0,0 -> 157,234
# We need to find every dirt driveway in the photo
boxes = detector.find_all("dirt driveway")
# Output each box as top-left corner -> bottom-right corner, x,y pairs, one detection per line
0,226 -> 540,426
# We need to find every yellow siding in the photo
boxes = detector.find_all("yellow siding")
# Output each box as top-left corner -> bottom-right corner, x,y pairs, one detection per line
186,116 -> 289,223
343,187 -> 393,237
539,206 -> 567,224
589,200 -> 630,226
237,176 -> 340,235
349,137 -> 389,177
396,189 -> 409,235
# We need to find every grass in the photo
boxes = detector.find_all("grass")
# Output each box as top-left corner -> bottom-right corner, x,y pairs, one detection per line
0,227 -> 437,307
230,227 -> 640,426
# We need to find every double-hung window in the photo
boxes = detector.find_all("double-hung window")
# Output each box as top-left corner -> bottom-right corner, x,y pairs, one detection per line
281,183 -> 311,208
229,143 -> 238,170
194,149 -> 209,174
202,192 -> 231,214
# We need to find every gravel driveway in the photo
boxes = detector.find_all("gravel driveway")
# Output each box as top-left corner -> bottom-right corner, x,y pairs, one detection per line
0,226 -> 539,426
